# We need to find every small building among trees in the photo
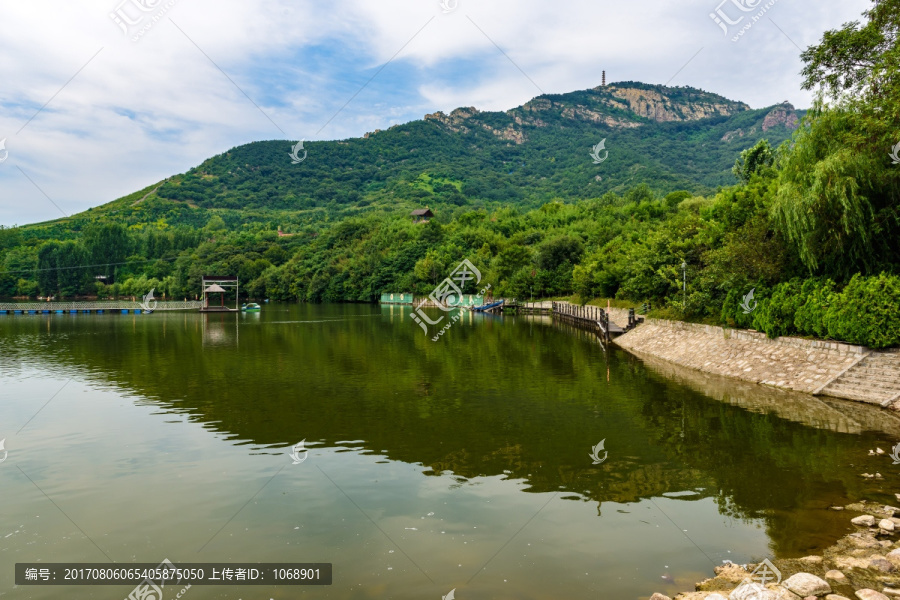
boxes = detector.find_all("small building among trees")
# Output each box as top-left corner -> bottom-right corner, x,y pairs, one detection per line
411,208 -> 434,223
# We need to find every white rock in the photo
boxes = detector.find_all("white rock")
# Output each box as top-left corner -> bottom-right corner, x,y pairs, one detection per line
878,448 -> 886,454
856,590 -> 890,600
649,594 -> 671,600
882,589 -> 900,598
881,519 -> 896,532
771,588 -> 804,600
852,515 -> 877,527
783,572 -> 831,596
730,582 -> 777,600
825,570 -> 846,581
706,595 -> 728,600
799,555 -> 823,564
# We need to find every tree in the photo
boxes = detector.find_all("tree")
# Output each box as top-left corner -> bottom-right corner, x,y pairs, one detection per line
0,246 -> 36,296
83,222 -> 132,282
36,242 -> 60,295
732,139 -> 775,184
773,0 -> 900,277
536,235 -> 584,271
800,0 -> 900,107
203,215 -> 228,236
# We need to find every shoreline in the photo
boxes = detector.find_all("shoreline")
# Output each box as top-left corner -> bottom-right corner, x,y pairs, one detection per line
547,306 -> 900,598
611,316 -> 900,410
647,494 -> 900,599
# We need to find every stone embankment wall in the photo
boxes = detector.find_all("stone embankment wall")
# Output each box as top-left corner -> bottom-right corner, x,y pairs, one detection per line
613,318 -> 900,409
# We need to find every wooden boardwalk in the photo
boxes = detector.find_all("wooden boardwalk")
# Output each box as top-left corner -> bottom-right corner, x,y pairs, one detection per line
552,302 -> 638,342
406,297 -> 517,312
517,301 -> 552,315
0,300 -> 203,314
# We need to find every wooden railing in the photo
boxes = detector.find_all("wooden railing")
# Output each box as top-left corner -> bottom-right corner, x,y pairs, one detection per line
551,302 -> 633,342
0,300 -> 203,312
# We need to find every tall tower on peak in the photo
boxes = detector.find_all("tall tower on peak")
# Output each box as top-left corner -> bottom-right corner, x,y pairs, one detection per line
602,71 -> 606,86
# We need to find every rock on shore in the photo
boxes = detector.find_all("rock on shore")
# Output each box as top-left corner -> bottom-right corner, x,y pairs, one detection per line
648,500 -> 900,600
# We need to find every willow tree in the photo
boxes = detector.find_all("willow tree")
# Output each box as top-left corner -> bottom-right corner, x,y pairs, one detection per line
771,0 -> 900,278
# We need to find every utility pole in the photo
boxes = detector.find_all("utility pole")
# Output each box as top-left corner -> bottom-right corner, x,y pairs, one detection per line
681,260 -> 687,310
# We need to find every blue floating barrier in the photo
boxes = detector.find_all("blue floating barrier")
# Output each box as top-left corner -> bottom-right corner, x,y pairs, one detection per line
14,310 -> 22,314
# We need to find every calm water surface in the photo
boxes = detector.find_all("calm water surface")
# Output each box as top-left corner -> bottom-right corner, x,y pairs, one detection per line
2,304 -> 899,600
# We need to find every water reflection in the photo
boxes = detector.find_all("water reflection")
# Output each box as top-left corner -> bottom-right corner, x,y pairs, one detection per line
0,304 -> 898,599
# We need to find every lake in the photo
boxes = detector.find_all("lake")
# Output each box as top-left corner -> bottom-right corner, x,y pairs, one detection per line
1,303 -> 899,600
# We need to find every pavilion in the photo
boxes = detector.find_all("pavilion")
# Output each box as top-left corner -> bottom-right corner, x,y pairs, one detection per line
200,276 -> 239,312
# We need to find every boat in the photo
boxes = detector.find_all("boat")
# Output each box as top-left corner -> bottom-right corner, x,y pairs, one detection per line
469,300 -> 504,312
241,303 -> 262,312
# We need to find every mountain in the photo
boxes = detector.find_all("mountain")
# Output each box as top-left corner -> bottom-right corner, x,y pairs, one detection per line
27,81 -> 802,236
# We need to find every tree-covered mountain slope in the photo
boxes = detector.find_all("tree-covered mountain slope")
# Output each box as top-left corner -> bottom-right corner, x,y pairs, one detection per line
24,81 -> 801,238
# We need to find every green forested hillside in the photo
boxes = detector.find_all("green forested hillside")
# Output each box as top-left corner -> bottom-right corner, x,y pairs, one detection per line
2,0 -> 900,348
11,81 -> 800,240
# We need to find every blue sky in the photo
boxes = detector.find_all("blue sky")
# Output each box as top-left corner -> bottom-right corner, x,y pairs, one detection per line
0,0 -> 872,226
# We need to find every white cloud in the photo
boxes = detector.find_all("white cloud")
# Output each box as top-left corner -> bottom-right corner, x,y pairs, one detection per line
0,0 -> 872,226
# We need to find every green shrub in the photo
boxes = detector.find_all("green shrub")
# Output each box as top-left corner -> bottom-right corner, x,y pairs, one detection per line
794,278 -> 836,338
752,279 -> 804,338
824,273 -> 900,349
720,287 -> 761,329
